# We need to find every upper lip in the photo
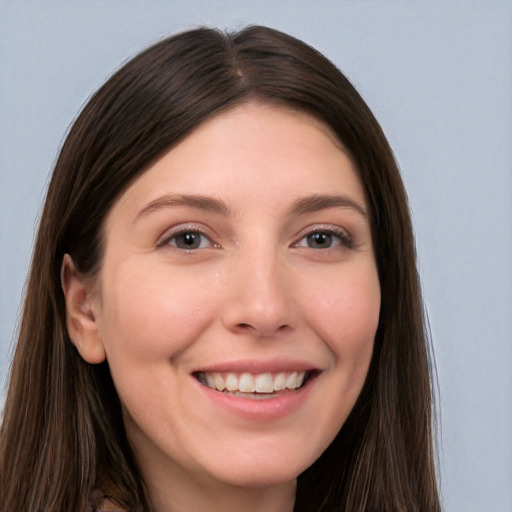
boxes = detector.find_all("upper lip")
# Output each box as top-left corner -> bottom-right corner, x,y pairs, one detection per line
192,358 -> 320,374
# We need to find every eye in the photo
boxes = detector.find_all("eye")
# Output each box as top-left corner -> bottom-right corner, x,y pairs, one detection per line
295,228 -> 352,250
162,229 -> 213,250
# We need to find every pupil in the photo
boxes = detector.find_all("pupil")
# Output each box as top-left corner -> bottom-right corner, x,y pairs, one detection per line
308,233 -> 331,248
179,232 -> 200,248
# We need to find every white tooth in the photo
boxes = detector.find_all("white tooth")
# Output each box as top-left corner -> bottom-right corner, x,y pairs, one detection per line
286,372 -> 298,390
255,373 -> 274,393
225,373 -> 239,391
213,373 -> 226,391
205,373 -> 215,388
296,371 -> 306,388
273,372 -> 286,391
239,373 -> 255,392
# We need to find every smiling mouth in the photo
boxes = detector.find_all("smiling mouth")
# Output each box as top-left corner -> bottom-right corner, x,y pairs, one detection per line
194,370 -> 316,398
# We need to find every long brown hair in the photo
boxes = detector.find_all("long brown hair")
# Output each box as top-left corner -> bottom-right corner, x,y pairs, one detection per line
0,26 -> 440,511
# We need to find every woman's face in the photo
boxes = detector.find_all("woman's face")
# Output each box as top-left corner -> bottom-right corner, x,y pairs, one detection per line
79,103 -> 380,495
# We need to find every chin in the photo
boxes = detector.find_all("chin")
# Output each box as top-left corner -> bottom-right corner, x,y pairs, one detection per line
202,449 -> 318,489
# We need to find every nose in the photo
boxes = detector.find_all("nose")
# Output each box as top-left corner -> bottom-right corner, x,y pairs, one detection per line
220,247 -> 297,338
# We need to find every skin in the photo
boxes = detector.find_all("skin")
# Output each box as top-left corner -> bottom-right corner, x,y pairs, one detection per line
63,102 -> 381,512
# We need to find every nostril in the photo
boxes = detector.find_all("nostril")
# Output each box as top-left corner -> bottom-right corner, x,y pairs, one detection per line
234,321 -> 290,337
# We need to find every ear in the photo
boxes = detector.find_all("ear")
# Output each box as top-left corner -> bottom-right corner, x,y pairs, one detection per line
61,254 -> 106,364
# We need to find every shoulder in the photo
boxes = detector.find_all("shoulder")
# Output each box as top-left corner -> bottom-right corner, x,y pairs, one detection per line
96,498 -> 128,512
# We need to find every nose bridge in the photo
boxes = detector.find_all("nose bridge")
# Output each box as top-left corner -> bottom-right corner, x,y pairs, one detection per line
222,237 -> 295,336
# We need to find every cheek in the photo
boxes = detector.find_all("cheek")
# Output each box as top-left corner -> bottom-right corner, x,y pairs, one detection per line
287,266 -> 380,459
305,266 -> 381,356
97,260 -> 217,364
301,263 -> 380,425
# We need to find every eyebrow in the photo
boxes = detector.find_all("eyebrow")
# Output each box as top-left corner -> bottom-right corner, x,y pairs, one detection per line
289,194 -> 368,218
136,193 -> 232,219
136,192 -> 367,220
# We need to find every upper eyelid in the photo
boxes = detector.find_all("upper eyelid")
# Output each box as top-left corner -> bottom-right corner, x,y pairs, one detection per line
293,224 -> 354,248
294,223 -> 351,239
156,223 -> 215,247
155,222 -> 354,248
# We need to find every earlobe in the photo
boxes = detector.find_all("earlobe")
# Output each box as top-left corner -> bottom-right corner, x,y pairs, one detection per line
61,254 -> 106,364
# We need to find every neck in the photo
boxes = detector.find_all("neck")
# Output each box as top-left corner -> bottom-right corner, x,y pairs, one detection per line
146,472 -> 296,512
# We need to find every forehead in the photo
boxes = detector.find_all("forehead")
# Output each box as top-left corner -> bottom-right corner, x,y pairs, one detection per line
106,102 -> 366,225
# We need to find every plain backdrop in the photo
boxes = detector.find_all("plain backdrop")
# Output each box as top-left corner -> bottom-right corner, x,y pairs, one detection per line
0,1 -> 511,511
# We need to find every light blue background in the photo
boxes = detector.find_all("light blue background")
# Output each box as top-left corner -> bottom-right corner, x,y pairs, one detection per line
1,1 -> 511,510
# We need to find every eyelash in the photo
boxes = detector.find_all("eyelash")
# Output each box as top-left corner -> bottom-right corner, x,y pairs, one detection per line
157,226 -> 215,251
294,227 -> 354,250
157,225 -> 353,252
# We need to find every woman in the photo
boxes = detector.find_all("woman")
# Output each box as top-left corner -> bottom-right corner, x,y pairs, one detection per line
0,26 -> 440,511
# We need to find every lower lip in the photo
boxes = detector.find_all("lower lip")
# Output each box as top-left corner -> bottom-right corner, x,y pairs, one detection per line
194,376 -> 317,421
